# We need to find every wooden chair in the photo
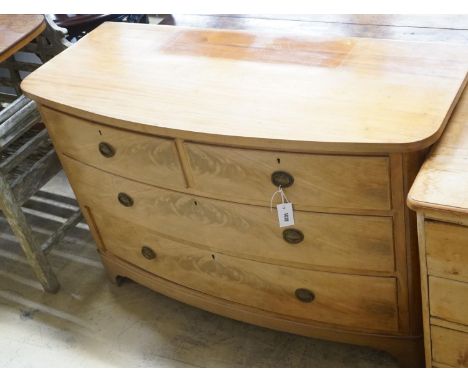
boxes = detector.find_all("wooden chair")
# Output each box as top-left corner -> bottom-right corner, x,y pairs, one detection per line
0,15 -> 81,293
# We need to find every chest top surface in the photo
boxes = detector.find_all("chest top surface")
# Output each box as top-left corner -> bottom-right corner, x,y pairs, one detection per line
21,22 -> 468,153
408,88 -> 468,214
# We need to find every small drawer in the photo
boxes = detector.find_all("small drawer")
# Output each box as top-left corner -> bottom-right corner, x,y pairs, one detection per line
431,325 -> 468,367
425,221 -> 468,281
185,142 -> 391,211
429,276 -> 468,327
40,106 -> 186,189
62,156 -> 395,274
90,209 -> 399,333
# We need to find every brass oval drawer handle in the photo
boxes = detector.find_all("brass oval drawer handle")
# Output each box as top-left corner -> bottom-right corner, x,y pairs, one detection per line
271,171 -> 294,188
141,246 -> 157,260
99,142 -> 115,158
118,192 -> 134,207
295,288 -> 315,303
283,228 -> 304,244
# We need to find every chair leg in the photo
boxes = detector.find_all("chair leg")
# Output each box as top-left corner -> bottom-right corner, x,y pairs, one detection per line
0,175 -> 59,293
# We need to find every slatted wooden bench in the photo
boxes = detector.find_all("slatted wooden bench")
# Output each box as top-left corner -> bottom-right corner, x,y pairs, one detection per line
0,15 -> 82,293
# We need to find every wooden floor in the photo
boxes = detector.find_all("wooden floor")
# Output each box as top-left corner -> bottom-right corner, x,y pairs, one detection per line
1,14 -> 468,367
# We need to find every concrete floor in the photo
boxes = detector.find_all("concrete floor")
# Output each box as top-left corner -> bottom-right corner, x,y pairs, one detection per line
0,172 -> 398,367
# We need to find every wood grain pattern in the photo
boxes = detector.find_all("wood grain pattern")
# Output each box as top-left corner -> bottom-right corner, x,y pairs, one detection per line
100,250 -> 423,366
388,152 -> 425,336
401,151 -> 426,335
41,107 -> 392,211
425,220 -> 468,282
408,90 -> 468,368
0,15 -> 45,62
40,106 -> 186,190
92,210 -> 399,333
429,276 -> 468,327
424,210 -> 468,227
431,325 -> 468,367
408,88 -> 468,213
61,155 -> 396,274
166,14 -> 468,44
416,212 -> 433,367
21,23 -> 468,153
185,142 -> 391,211
25,21 -> 433,365
430,317 -> 468,334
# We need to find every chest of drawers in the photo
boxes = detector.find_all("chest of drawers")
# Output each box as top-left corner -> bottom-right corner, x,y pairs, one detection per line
21,23 -> 468,367
409,89 -> 468,368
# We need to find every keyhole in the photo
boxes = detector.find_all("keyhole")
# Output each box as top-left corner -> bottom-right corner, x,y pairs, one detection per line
211,254 -> 215,260
277,158 -> 281,164
98,130 -> 102,135
194,200 -> 198,206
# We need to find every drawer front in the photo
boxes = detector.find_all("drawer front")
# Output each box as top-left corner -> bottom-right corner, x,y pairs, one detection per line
431,326 -> 468,367
40,106 -> 186,189
425,221 -> 468,281
185,142 -> 391,211
91,210 -> 398,333
63,156 -> 395,273
429,276 -> 468,327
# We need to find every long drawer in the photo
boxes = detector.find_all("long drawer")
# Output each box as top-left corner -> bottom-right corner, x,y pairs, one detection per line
429,276 -> 468,327
90,209 -> 398,333
185,142 -> 391,211
62,156 -> 395,273
431,325 -> 468,367
425,220 -> 468,281
40,106 -> 186,189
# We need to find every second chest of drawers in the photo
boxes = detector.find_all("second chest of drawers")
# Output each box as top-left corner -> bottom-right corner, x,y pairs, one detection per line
416,219 -> 468,367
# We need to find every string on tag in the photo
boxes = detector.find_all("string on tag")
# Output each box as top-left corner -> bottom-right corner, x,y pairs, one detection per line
270,185 -> 290,211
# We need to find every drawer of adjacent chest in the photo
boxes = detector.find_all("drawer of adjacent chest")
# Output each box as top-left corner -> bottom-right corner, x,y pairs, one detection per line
431,326 -> 468,368
425,221 -> 468,281
63,156 -> 395,274
40,106 -> 186,189
91,210 -> 398,333
429,276 -> 468,327
185,142 -> 391,211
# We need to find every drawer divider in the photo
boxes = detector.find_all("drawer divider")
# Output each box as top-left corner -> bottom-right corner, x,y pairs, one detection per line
175,138 -> 194,189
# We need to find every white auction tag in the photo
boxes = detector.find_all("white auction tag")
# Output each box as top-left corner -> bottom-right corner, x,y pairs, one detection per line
276,202 -> 295,227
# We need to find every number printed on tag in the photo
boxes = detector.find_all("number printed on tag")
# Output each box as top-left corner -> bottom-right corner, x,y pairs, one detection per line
277,203 -> 295,227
